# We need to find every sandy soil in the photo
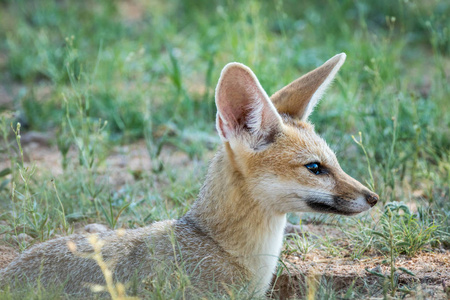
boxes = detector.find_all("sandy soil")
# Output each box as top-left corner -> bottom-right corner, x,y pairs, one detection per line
271,224 -> 450,299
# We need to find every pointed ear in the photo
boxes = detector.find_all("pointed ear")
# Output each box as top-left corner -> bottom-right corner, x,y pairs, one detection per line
215,62 -> 282,149
270,53 -> 346,121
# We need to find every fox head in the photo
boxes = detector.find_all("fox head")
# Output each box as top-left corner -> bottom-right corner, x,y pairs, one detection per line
215,53 -> 378,216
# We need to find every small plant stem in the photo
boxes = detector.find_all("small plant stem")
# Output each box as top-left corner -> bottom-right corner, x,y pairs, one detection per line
385,101 -> 399,201
63,93 -> 89,168
387,208 -> 396,296
352,132 -> 375,191
12,123 -> 31,202
52,179 -> 68,233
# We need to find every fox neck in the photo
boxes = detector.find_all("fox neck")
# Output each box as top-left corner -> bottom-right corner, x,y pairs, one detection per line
185,145 -> 286,292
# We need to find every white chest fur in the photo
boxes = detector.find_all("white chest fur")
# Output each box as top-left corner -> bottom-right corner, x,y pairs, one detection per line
245,215 -> 287,293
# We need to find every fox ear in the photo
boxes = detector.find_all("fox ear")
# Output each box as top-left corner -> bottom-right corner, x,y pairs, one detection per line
215,63 -> 282,149
271,53 -> 346,121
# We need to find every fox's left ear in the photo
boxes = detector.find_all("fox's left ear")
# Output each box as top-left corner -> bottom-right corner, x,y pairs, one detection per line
271,53 -> 346,121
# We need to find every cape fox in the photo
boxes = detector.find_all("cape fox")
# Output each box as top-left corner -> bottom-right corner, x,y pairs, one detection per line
0,53 -> 378,296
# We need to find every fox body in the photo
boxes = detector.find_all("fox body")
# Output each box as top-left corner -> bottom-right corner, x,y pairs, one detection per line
0,53 -> 378,296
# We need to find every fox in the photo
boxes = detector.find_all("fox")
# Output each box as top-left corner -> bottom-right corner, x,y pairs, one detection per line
0,53 -> 378,297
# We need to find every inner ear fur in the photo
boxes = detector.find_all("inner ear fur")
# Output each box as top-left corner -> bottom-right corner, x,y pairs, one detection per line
270,53 -> 346,121
215,63 -> 282,149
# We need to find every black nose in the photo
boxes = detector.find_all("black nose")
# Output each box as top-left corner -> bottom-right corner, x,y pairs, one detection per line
366,193 -> 379,207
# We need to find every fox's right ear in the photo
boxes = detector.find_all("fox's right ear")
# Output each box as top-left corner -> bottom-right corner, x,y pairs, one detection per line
215,63 -> 282,150
271,53 -> 346,121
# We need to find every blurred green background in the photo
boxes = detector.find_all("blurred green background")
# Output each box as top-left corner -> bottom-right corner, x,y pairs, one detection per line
1,0 -> 448,143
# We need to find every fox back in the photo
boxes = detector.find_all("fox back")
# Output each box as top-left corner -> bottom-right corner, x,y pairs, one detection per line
0,53 -> 378,297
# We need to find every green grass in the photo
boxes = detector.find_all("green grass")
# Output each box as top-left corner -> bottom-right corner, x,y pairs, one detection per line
0,0 -> 449,298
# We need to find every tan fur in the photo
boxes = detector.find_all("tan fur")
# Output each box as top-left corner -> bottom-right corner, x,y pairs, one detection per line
0,53 -> 378,297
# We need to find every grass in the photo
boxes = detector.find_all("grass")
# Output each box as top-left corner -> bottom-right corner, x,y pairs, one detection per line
0,0 -> 449,298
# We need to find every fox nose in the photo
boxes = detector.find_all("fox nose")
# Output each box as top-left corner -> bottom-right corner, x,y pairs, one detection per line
365,193 -> 379,207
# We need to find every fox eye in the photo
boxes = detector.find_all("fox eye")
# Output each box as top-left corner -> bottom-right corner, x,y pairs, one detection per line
305,162 -> 322,175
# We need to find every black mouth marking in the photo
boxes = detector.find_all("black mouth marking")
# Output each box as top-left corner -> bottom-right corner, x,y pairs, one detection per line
306,197 -> 356,216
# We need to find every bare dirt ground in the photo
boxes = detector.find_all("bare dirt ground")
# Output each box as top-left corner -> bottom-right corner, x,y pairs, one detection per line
273,224 -> 450,299
1,139 -> 449,299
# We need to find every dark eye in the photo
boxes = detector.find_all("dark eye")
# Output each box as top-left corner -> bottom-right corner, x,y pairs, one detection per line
305,162 -> 322,175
